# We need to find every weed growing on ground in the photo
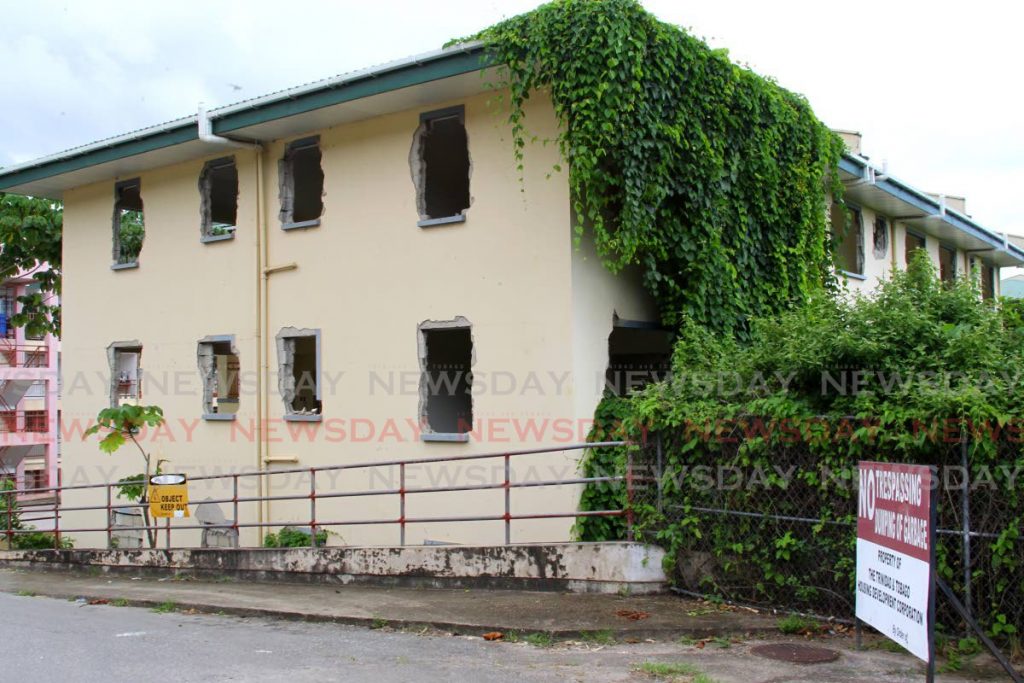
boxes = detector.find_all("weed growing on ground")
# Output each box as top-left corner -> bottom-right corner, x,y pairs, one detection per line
151,601 -> 177,614
524,632 -> 554,647
776,615 -> 818,635
637,661 -> 716,682
580,629 -> 615,646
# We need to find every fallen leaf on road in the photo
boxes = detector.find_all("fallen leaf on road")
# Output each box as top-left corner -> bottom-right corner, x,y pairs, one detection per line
615,609 -> 650,621
88,599 -> 109,605
482,632 -> 504,641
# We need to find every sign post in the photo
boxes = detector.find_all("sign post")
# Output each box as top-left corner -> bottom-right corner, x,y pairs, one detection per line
856,461 -> 936,679
149,474 -> 190,519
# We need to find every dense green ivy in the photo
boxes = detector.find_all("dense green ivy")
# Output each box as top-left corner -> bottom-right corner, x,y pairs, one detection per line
472,0 -> 844,333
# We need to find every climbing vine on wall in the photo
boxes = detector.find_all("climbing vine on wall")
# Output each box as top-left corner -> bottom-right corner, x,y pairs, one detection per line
471,0 -> 844,333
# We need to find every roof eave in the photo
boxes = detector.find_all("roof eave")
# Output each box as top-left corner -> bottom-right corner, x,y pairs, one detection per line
838,154 -> 1024,267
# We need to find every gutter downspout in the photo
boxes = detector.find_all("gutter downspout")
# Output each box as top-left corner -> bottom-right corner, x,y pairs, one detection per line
197,104 -> 268,534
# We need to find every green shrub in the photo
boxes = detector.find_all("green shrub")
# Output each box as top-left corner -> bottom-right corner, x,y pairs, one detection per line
263,527 -> 328,548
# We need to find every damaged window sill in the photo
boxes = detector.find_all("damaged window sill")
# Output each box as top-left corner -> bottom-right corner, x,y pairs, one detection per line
284,414 -> 322,422
421,432 -> 470,443
418,215 -> 466,228
111,262 -> 139,271
203,413 -> 236,421
282,219 -> 321,231
201,233 -> 235,244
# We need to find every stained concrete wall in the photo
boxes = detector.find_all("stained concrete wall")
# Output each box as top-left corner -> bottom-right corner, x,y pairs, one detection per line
58,87 -> 655,549
0,542 -> 666,594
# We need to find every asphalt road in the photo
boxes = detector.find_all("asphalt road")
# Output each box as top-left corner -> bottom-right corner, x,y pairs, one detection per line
0,592 -> 971,682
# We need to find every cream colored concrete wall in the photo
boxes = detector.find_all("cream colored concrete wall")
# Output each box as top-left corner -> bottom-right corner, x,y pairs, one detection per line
61,150 -> 261,547
570,229 -> 659,424
59,90 -> 641,548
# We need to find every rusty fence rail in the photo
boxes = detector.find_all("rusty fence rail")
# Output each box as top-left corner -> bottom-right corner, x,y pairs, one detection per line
2,441 -> 629,549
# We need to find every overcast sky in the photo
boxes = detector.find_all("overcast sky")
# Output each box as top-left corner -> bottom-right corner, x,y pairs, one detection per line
1,0 -> 1021,237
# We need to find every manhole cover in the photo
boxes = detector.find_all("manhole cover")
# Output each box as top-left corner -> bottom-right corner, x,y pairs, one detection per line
750,643 -> 840,664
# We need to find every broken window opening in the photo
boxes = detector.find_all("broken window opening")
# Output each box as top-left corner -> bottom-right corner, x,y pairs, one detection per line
872,216 -> 889,259
276,329 -> 321,418
198,337 -> 240,418
113,179 -> 144,265
905,231 -> 927,265
200,157 -> 239,240
979,261 -> 996,300
419,319 -> 473,437
605,325 -> 673,397
939,244 -> 957,283
413,106 -> 470,226
830,202 -> 863,275
279,137 -> 324,229
108,343 -> 142,408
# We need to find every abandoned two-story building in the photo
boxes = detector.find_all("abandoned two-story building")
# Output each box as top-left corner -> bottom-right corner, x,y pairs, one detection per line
0,42 -> 1020,548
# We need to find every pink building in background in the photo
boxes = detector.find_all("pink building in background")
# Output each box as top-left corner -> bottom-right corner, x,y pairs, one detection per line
0,271 -> 59,525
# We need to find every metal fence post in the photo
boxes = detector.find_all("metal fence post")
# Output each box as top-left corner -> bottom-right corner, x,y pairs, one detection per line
105,484 -> 113,549
399,463 -> 406,547
52,470 -> 61,549
961,432 -> 972,625
165,517 -> 171,549
309,468 -> 318,548
626,447 -> 634,542
656,432 -> 664,514
232,475 -> 239,543
504,454 -> 511,545
4,487 -> 12,548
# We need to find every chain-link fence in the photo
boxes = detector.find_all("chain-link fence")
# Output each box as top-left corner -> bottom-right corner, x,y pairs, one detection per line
631,421 -> 1023,653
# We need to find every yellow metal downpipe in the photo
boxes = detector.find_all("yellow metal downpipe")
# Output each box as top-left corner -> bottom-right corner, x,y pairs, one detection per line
255,147 -> 266,531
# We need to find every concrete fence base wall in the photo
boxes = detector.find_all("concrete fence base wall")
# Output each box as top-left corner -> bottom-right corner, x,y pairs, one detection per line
0,542 -> 667,594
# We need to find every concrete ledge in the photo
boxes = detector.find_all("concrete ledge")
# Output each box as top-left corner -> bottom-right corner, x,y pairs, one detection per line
0,542 -> 666,594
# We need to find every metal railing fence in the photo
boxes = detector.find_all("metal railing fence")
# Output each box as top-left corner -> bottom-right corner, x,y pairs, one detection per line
2,442 -> 628,550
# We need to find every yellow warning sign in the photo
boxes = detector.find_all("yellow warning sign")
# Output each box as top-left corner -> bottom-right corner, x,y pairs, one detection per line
149,474 -> 189,518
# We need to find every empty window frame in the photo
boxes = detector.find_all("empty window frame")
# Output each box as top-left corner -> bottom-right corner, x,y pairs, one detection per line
24,468 -> 46,491
276,328 -> 322,419
413,106 -> 471,227
112,179 -> 144,267
199,157 -> 238,241
939,244 -> 957,283
418,319 -> 473,440
905,231 -> 927,265
108,343 -> 142,407
198,336 -> 240,419
872,216 -> 890,259
830,202 -> 864,275
605,324 -> 673,397
279,137 -> 324,229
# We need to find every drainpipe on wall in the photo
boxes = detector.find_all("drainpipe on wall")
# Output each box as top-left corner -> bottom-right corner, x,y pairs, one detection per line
196,104 -> 268,534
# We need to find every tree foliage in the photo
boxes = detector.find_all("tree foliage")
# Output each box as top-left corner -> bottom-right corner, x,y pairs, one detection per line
0,194 -> 62,337
85,404 -> 166,548
471,0 -> 844,334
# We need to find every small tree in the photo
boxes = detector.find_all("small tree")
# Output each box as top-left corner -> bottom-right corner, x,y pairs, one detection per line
84,405 -> 165,548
